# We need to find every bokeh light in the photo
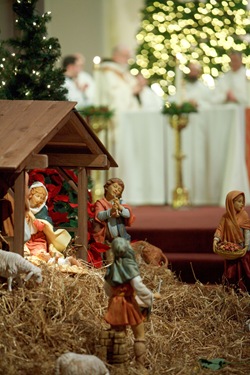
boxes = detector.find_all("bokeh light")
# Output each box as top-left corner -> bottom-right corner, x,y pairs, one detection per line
132,0 -> 250,94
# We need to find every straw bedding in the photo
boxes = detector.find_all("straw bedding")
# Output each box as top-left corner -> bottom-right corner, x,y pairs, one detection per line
0,259 -> 249,375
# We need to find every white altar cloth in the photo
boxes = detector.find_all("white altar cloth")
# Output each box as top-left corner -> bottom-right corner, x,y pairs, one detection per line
115,104 -> 250,206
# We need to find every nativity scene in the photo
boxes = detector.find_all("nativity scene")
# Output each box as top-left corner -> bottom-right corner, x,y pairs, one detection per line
0,0 -> 250,374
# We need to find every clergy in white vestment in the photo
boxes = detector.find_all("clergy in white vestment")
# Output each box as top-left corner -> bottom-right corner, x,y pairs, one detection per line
62,55 -> 90,110
213,51 -> 248,107
96,45 -> 140,112
74,53 -> 95,106
136,74 -> 164,111
169,62 -> 214,110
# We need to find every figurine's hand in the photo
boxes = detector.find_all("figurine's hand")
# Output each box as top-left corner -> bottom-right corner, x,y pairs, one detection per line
242,246 -> 248,253
111,205 -> 120,217
213,240 -> 218,253
113,198 -> 123,213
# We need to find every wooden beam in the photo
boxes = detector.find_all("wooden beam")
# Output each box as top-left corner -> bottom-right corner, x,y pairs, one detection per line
76,168 -> 88,260
56,167 -> 78,193
47,153 -> 109,168
13,171 -> 26,255
25,154 -> 48,169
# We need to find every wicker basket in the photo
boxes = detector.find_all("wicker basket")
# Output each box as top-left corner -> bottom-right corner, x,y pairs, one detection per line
214,242 -> 247,260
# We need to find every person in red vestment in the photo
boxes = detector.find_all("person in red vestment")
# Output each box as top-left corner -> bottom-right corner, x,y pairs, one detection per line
92,177 -> 135,245
213,190 -> 250,293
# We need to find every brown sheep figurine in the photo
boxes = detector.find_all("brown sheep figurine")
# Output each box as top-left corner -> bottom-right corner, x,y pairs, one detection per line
131,241 -> 168,268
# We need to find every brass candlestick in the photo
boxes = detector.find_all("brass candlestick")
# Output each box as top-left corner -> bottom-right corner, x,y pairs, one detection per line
87,116 -> 109,202
169,114 -> 190,209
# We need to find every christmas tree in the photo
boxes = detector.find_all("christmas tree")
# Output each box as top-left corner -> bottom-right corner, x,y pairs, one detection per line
132,0 -> 250,93
0,0 -> 67,100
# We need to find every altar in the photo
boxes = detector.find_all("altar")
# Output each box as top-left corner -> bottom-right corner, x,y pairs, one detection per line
115,104 -> 250,206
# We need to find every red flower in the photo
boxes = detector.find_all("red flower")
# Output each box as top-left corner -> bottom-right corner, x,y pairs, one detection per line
54,194 -> 69,203
50,211 -> 69,226
65,169 -> 78,184
29,172 -> 45,185
46,184 -> 62,200
87,202 -> 95,218
69,203 -> 78,209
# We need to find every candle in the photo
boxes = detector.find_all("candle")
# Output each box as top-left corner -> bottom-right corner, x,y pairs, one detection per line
93,56 -> 101,106
247,69 -> 250,108
175,53 -> 184,105
175,60 -> 183,105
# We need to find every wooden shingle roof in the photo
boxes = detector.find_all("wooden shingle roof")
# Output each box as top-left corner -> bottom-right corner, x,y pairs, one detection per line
0,100 -> 117,171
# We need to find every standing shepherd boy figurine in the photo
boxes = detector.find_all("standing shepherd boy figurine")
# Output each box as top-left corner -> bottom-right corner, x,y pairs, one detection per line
92,178 -> 135,262
103,237 -> 160,372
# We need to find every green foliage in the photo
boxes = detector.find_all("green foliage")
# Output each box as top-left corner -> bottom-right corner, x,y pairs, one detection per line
162,101 -> 198,115
78,105 -> 114,119
0,0 -> 67,100
133,0 -> 250,90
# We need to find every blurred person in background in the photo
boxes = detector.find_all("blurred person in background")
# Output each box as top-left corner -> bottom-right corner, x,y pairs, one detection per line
135,73 -> 164,111
74,52 -> 95,106
96,44 -> 141,111
170,62 -> 214,110
213,51 -> 248,107
62,54 -> 90,110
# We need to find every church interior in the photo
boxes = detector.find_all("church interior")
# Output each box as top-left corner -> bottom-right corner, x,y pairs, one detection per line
0,1 -> 250,374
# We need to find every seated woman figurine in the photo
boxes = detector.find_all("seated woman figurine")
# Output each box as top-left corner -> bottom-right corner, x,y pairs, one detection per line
213,190 -> 250,293
24,181 -> 72,261
28,181 -> 53,224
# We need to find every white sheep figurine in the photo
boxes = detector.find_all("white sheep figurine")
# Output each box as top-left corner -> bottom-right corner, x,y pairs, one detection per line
55,352 -> 110,375
0,249 -> 42,291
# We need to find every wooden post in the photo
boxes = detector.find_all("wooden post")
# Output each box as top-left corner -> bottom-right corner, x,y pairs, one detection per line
76,167 -> 88,260
13,171 -> 26,255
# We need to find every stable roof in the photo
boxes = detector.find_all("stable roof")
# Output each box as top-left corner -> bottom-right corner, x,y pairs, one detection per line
0,100 -> 117,171
0,100 -> 117,257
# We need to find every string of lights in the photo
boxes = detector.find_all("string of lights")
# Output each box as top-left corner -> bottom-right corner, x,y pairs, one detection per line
131,0 -> 250,94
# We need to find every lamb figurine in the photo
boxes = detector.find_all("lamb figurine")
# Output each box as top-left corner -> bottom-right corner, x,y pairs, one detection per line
55,352 -> 110,375
0,249 -> 42,291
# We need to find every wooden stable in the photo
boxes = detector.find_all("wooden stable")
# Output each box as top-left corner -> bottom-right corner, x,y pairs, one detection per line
0,100 -> 117,258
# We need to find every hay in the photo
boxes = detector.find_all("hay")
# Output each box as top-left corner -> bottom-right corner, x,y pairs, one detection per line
0,262 -> 249,375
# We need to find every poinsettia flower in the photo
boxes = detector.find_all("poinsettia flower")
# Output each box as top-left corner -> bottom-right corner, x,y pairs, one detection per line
53,194 -> 69,203
69,203 -> 78,209
87,202 -> 95,217
46,184 -> 62,200
65,169 -> 78,184
29,172 -> 45,185
50,171 -> 64,185
50,211 -> 69,225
